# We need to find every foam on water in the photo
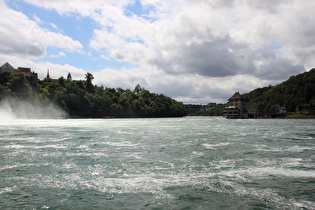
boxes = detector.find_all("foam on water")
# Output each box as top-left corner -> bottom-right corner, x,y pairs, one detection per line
202,142 -> 231,149
0,118 -> 315,209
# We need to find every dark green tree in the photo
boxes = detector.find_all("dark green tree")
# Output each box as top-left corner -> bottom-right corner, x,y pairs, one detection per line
85,73 -> 95,93
134,84 -> 145,94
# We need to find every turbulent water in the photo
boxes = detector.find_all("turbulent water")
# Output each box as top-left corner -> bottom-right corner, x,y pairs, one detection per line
0,117 -> 315,209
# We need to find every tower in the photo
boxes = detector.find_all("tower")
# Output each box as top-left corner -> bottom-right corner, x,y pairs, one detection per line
67,72 -> 72,81
46,69 -> 50,78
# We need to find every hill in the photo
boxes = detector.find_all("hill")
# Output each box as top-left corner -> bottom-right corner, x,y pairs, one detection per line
244,68 -> 315,117
0,72 -> 187,118
187,68 -> 315,117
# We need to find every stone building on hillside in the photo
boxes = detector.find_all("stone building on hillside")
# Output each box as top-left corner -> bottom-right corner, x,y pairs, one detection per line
1,62 -> 76,86
0,62 -> 15,73
0,62 -> 38,84
223,92 -> 248,118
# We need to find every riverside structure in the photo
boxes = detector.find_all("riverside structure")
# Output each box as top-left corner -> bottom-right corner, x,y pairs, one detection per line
223,92 -> 248,118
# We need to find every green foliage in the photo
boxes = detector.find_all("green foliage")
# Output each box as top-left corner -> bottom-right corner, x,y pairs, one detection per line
0,72 -> 186,118
187,68 -> 315,117
0,72 -> 35,99
188,104 -> 226,116
286,114 -> 315,119
134,84 -> 145,94
85,73 -> 95,93
244,68 -> 315,116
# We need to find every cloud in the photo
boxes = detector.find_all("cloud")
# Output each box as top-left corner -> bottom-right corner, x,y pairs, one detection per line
0,1 -> 83,59
0,55 -> 86,80
50,51 -> 66,58
90,29 -> 125,50
22,0 -> 131,16
92,65 -> 271,103
86,0 -> 313,81
149,36 -> 252,77
2,0 -> 314,103
50,23 -> 58,29
32,14 -> 42,24
21,0 -> 314,77
99,55 -> 110,60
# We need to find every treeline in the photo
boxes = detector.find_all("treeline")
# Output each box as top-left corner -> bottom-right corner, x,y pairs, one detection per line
244,68 -> 315,116
186,104 -> 226,116
0,72 -> 187,118
188,68 -> 315,117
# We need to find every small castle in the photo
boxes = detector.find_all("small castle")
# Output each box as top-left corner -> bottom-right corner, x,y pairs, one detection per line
0,62 -> 39,84
0,62 -> 73,82
0,62 -> 37,77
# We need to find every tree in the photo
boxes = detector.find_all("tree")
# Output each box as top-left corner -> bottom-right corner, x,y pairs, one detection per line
134,84 -> 145,94
0,72 -> 187,118
58,77 -> 65,87
85,73 -> 95,93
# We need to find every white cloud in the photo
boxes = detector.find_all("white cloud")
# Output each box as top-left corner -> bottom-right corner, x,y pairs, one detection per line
86,0 -> 312,81
23,0 -> 132,16
0,55 -> 86,80
143,0 -> 310,80
37,62 -> 86,80
32,14 -> 42,24
90,29 -> 125,50
50,51 -> 66,58
0,1 -> 83,59
2,0 -> 314,103
50,23 -> 58,29
93,65 -> 271,103
99,55 -> 110,60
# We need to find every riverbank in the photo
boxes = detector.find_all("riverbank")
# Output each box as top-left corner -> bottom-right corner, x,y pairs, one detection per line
285,114 -> 315,119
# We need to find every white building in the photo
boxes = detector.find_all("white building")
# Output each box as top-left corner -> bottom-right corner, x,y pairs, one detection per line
0,62 -> 15,73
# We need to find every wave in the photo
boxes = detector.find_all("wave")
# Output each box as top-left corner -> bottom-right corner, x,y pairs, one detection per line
202,142 -> 231,150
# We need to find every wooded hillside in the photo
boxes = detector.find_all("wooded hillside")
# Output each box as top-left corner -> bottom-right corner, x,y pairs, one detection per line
0,72 -> 187,118
187,68 -> 315,117
244,68 -> 315,116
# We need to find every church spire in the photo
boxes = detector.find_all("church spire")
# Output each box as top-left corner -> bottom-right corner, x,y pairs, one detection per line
46,69 -> 50,78
67,72 -> 72,81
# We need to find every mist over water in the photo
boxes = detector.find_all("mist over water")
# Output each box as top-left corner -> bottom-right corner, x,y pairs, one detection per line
0,117 -> 315,209
0,97 -> 66,119
0,99 -> 16,119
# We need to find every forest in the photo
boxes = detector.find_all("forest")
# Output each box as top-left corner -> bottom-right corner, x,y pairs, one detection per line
1,68 -> 314,118
189,68 -> 315,117
244,68 -> 315,116
0,72 -> 187,118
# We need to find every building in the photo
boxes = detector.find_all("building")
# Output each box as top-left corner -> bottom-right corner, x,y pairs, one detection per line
0,62 -> 15,73
17,67 -> 31,74
0,62 -> 38,84
67,72 -> 72,81
275,104 -> 287,115
223,92 -> 248,118
1,62 -> 75,86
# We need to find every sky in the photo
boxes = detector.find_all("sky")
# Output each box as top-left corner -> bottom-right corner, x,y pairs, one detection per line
0,0 -> 314,104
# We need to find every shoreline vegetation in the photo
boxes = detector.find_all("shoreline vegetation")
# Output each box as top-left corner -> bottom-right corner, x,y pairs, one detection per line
187,68 -> 315,119
1,66 -> 314,119
0,72 -> 186,118
285,114 -> 315,119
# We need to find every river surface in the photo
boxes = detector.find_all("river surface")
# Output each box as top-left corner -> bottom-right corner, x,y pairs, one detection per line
0,117 -> 315,209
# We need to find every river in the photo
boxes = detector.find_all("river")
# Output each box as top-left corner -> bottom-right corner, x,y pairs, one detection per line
0,117 -> 314,209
